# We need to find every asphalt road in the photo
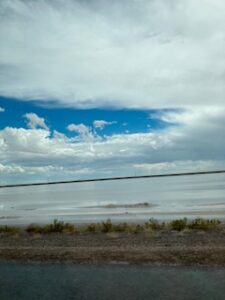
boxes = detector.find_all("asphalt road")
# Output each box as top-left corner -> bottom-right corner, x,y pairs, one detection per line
0,263 -> 225,300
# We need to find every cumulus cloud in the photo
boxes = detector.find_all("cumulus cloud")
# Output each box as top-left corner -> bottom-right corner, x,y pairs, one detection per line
0,107 -> 5,112
0,107 -> 225,183
93,120 -> 116,130
0,163 -> 24,174
24,112 -> 49,130
53,130 -> 68,141
67,123 -> 90,135
67,123 -> 97,142
0,0 -> 224,109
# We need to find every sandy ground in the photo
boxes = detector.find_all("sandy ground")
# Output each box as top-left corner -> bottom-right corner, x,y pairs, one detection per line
0,230 -> 225,266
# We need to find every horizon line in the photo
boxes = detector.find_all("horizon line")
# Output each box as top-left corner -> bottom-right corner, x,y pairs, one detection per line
1,170 -> 225,189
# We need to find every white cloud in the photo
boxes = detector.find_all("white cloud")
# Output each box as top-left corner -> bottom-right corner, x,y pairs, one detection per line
133,160 -> 225,175
0,107 -> 5,112
0,107 -> 225,183
0,163 -> 25,174
150,107 -> 224,126
24,112 -> 48,130
0,0 -> 224,109
67,123 -> 97,142
93,120 -> 116,130
53,130 -> 68,141
67,123 -> 90,135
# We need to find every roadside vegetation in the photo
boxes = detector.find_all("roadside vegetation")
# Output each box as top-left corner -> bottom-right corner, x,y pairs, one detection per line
85,218 -> 222,233
26,219 -> 76,234
0,218 -> 223,235
0,225 -> 21,235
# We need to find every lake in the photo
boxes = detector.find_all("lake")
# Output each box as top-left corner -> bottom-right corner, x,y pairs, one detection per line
0,173 -> 225,225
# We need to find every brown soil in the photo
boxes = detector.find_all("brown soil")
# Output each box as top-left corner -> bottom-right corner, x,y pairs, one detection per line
0,230 -> 225,265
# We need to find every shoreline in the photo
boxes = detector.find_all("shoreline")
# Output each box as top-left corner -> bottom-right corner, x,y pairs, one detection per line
1,210 -> 225,227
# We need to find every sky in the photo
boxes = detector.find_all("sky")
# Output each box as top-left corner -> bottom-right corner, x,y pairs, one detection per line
0,0 -> 225,184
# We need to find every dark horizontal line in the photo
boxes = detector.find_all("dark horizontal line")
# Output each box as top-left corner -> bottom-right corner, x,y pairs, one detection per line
0,170 -> 225,189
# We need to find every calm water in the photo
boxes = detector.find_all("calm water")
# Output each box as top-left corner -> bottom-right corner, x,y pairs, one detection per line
0,173 -> 225,224
0,263 -> 225,300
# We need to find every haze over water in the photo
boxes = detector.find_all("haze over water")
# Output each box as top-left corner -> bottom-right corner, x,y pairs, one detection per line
0,173 -> 225,225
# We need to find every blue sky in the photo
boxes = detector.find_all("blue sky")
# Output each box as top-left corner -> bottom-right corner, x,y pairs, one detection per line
0,0 -> 225,184
0,97 -> 171,137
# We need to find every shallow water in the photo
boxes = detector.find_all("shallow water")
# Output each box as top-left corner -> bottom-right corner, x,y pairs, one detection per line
0,262 -> 225,300
0,173 -> 225,224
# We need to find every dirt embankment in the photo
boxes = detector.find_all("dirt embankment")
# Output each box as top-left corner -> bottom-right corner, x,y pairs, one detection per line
1,230 -> 225,266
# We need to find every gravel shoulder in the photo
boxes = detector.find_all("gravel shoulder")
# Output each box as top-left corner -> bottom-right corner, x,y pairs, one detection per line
0,230 -> 225,265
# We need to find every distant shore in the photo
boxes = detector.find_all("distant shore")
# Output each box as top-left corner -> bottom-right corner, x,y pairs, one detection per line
1,209 -> 225,227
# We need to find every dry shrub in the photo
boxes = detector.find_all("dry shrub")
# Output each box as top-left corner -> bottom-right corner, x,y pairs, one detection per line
188,218 -> 221,231
101,219 -> 113,233
169,218 -> 188,231
0,225 -> 20,235
146,218 -> 165,231
26,219 -> 75,234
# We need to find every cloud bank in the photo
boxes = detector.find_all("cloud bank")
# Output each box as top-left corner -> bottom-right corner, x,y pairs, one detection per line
0,0 -> 224,109
0,107 -> 224,183
0,1 -> 224,183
